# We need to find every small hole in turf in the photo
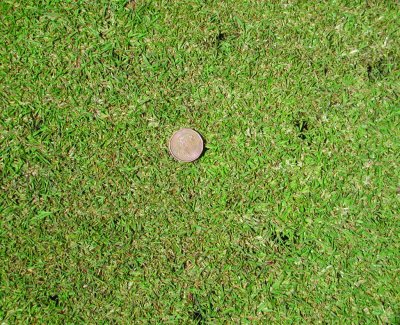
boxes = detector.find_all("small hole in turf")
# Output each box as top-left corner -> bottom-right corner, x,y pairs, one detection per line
49,295 -> 59,306
295,120 -> 309,140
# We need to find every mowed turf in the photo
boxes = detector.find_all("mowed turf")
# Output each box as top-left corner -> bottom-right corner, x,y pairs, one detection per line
1,0 -> 399,322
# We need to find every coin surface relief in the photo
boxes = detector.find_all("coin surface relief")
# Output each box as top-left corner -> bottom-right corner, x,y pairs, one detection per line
169,128 -> 204,162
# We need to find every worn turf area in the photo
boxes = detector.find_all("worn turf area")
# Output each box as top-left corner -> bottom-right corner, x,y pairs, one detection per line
1,0 -> 399,322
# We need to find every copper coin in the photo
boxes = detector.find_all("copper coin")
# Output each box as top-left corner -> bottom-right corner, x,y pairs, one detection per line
169,128 -> 204,162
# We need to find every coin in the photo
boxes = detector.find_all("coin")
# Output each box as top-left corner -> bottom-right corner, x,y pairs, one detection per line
169,128 -> 204,162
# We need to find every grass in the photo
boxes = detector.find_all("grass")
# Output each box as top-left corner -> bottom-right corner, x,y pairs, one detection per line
1,0 -> 399,322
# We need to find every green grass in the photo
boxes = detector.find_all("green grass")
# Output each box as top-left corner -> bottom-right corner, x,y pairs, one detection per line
1,0 -> 399,322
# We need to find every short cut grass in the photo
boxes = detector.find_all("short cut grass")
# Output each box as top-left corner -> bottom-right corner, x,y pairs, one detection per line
1,0 -> 399,323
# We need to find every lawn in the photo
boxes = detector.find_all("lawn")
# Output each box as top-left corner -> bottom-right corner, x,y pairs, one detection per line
1,0 -> 399,323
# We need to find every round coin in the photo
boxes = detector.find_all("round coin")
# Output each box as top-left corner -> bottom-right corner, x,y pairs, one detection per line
169,128 -> 204,162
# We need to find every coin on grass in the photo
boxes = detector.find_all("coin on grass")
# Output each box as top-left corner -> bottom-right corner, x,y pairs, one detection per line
169,128 -> 204,162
